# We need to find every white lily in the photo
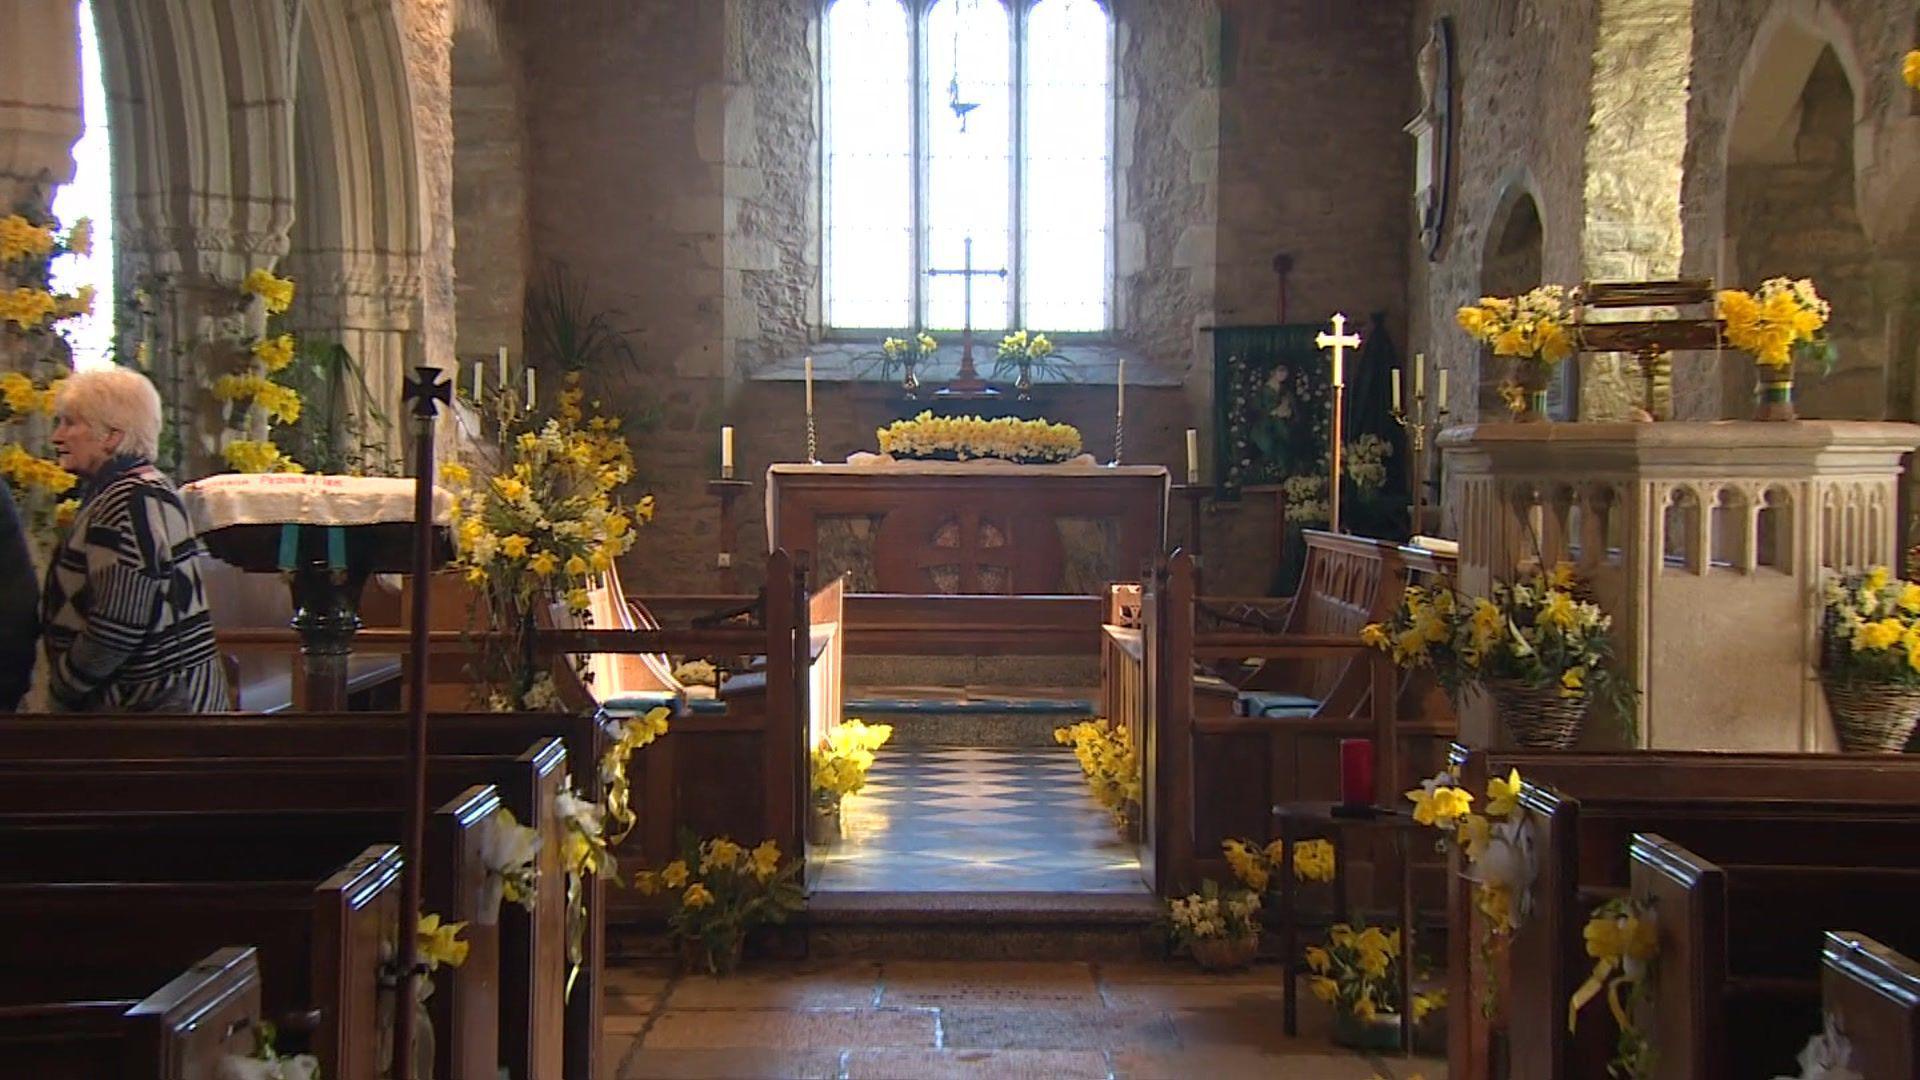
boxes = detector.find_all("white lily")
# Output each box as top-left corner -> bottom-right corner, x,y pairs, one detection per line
1776,1012 -> 1862,1080
1468,816 -> 1537,929
480,807 -> 543,921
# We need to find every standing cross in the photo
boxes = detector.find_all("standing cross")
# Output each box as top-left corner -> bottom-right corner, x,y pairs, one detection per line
925,235 -> 1008,395
1315,313 -> 1362,535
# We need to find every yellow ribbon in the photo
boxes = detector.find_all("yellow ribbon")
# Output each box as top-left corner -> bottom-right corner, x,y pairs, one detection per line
1569,955 -> 1616,1032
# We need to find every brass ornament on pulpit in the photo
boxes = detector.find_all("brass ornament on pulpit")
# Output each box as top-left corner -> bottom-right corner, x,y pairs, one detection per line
1568,280 -> 1725,422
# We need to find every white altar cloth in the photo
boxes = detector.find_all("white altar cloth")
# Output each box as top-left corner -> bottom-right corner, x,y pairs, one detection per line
179,473 -> 455,533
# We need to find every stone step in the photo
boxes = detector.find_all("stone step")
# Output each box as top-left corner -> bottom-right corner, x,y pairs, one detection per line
844,689 -> 1097,747
802,891 -> 1165,961
848,654 -> 1101,688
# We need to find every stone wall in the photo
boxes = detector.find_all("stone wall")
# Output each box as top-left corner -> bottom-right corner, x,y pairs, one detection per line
452,17 -> 529,363
504,0 -> 1414,595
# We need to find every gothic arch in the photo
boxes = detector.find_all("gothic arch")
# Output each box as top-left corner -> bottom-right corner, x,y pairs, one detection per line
1476,176 -> 1546,418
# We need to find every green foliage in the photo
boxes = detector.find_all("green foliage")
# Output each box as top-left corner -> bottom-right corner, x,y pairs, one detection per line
273,339 -> 399,476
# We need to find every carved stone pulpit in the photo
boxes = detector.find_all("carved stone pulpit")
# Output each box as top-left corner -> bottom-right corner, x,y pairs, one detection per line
1439,421 -> 1920,751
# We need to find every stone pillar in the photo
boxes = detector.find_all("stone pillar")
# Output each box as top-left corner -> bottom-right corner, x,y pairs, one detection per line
1440,420 -> 1920,752
0,0 -> 83,203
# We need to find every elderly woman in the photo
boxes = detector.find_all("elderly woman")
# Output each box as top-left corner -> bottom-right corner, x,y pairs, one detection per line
40,368 -> 227,712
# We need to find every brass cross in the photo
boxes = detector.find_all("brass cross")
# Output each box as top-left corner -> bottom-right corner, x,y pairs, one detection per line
1315,313 -> 1361,535
1315,313 -> 1362,376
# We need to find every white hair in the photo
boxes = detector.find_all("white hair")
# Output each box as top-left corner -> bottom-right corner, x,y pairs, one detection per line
56,367 -> 164,461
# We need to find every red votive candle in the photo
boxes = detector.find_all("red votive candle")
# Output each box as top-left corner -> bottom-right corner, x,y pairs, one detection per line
1339,738 -> 1375,807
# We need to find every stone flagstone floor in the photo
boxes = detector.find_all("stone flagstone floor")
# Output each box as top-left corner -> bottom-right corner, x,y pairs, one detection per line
810,746 -> 1147,894
604,959 -> 1446,1079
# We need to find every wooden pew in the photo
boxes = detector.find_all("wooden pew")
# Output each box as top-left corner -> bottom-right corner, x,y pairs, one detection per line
1445,744 -> 1920,1080
0,778 -> 500,1080
0,740 -> 570,1080
0,844 -> 399,1080
0,712 -> 605,1080
1822,932 -> 1920,1079
0,946 -> 261,1079
1632,834 -> 1920,1079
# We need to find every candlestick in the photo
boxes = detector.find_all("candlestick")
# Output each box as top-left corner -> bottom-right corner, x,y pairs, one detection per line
1391,367 -> 1402,412
1185,428 -> 1199,485
496,346 -> 508,388
524,367 -> 536,412
804,356 -> 814,413
721,425 -> 735,479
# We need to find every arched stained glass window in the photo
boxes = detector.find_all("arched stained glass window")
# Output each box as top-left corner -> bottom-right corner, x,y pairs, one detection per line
824,0 -> 913,330
52,0 -> 115,370
822,0 -> 1112,334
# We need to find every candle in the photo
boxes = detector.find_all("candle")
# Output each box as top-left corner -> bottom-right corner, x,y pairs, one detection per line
471,360 -> 483,402
497,346 -> 508,388
1414,352 -> 1426,397
1339,738 -> 1375,807
1116,358 -> 1125,414
1391,367 -> 1402,412
1185,428 -> 1199,485
1438,367 -> 1450,408
804,356 -> 814,413
450,362 -> 459,399
721,425 -> 735,476
525,367 -> 536,411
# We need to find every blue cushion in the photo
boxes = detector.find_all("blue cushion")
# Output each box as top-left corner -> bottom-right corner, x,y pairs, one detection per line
1238,690 -> 1321,718
720,670 -> 767,696
686,697 -> 730,715
601,692 -> 680,717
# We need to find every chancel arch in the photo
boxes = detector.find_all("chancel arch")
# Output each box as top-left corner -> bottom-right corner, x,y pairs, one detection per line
1475,179 -> 1546,419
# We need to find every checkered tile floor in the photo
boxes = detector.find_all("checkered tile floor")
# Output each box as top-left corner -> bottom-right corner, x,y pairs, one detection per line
810,746 -> 1148,894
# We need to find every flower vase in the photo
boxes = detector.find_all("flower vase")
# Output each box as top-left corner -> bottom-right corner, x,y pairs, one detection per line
1754,364 -> 1796,421
1189,934 -> 1259,972
680,933 -> 746,976
1512,364 -> 1551,424
1819,676 -> 1920,752
1016,359 -> 1034,401
902,359 -> 919,399
1331,1009 -> 1403,1052
1486,678 -> 1586,749
807,799 -> 842,846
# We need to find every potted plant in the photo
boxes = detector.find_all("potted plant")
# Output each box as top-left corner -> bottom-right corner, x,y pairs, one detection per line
808,718 -> 892,844
1054,720 -> 1141,839
1363,563 -> 1636,749
1714,277 -> 1832,421
635,833 -> 804,975
1818,566 -> 1920,751
1455,286 -> 1576,422
1166,880 -> 1263,972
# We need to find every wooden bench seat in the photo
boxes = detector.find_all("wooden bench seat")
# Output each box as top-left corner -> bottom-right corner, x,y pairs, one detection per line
1633,834 -> 1920,1078
0,946 -> 261,1080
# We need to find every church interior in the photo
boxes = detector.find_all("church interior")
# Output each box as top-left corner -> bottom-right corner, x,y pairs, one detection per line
5,0 -> 1920,1077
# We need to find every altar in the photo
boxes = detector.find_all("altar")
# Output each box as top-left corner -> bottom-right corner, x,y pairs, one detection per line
766,460 -> 1168,595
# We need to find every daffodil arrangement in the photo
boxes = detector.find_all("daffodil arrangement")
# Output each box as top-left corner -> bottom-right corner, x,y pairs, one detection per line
1820,566 -> 1920,686
480,806 -> 542,917
1362,564 -> 1637,742
1306,920 -> 1404,1023
1456,286 -> 1577,366
1166,879 -> 1263,968
441,371 -> 654,711
810,718 -> 893,809
555,782 -> 611,999
210,267 -> 306,474
1715,277 -> 1833,370
1221,836 -> 1337,891
226,1020 -> 321,1080
877,410 -> 1082,464
1,199 -> 90,533
1407,766 -> 1536,1017
1906,50 -> 1920,92
1054,720 -> 1142,831
635,831 -> 805,975
1569,896 -> 1657,1080
881,331 -> 939,365
989,328 -> 1070,384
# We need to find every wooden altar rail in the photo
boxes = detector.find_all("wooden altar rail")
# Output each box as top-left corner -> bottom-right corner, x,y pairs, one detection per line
842,593 -> 1104,656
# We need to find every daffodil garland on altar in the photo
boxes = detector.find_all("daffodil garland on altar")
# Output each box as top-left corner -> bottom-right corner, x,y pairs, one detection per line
440,373 -> 655,711
0,202 -> 91,533
877,411 -> 1082,464
1407,766 -> 1537,1016
210,267 -> 305,474
1570,895 -> 1657,1080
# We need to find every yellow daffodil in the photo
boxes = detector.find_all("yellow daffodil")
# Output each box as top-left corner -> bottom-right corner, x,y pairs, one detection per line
1305,946 -> 1331,973
634,869 -> 661,895
1407,783 -> 1473,827
1907,50 -> 1920,91
499,534 -> 531,559
241,267 -> 296,313
527,550 -> 559,576
750,840 -> 782,882
252,333 -> 296,373
0,214 -> 57,262
417,913 -> 470,970
1560,666 -> 1587,697
1485,768 -> 1523,817
661,860 -> 689,889
681,883 -> 714,909
1308,976 -> 1340,1003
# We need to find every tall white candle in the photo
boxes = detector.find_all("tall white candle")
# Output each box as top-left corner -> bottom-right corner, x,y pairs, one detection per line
1116,359 -> 1125,414
1438,367 -> 1450,407
471,360 -> 483,402
450,362 -> 459,399
721,426 -> 735,472
1414,352 -> 1426,397
497,346 -> 508,388
525,367 -> 536,411
1185,428 -> 1199,484
1391,368 -> 1402,412
804,356 -> 814,413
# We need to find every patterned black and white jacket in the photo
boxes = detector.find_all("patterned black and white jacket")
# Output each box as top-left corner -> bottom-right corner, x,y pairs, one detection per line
40,453 -> 228,713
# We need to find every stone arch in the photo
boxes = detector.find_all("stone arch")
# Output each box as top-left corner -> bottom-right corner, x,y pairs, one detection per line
282,0 -> 427,463
1725,32 -> 1882,421
1476,176 -> 1545,418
